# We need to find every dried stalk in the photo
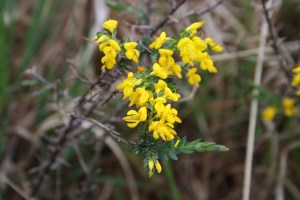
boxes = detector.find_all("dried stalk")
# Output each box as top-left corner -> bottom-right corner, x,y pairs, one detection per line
242,1 -> 273,200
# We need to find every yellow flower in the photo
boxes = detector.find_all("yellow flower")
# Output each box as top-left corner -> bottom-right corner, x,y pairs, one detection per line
95,35 -> 109,45
205,37 -> 223,52
186,21 -> 205,31
108,40 -> 120,51
148,160 -> 154,177
153,80 -> 180,102
292,74 -> 300,87
282,97 -> 297,117
154,160 -> 162,173
148,159 -> 162,177
151,63 -> 169,79
155,80 -> 167,94
170,63 -> 182,79
149,120 -> 177,141
117,72 -> 143,100
158,49 -> 175,67
124,42 -> 140,63
177,38 -> 198,66
199,52 -> 217,73
186,21 -> 205,36
292,64 -> 300,74
101,46 -> 117,69
291,65 -> 300,87
103,19 -> 118,32
261,106 -> 277,121
155,104 -> 182,124
297,89 -> 300,96
158,49 -> 182,78
186,68 -> 201,86
152,97 -> 166,113
129,88 -> 152,107
174,138 -> 180,147
122,107 -> 147,128
138,66 -> 145,73
100,39 -> 121,70
150,32 -> 168,49
163,88 -> 181,101
192,36 -> 208,52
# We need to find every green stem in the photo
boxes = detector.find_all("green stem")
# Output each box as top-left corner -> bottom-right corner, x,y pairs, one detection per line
165,160 -> 181,200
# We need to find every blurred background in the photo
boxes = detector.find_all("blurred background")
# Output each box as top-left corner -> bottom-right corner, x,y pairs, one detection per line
1,0 -> 300,199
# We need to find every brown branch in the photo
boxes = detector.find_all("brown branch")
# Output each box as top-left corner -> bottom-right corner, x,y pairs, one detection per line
29,75 -> 113,198
70,114 -> 135,145
261,0 -> 294,80
150,0 -> 188,36
29,115 -> 77,197
174,0 -> 224,23
69,114 -> 135,200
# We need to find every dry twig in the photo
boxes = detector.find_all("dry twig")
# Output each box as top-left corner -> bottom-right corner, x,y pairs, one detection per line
242,1 -> 273,199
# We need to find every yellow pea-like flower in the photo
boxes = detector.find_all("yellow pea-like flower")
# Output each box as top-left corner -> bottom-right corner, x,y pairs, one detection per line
155,104 -> 182,124
186,68 -> 201,86
148,160 -> 162,177
109,39 -> 121,51
205,37 -> 223,52
177,38 -> 198,66
148,160 -> 154,177
124,42 -> 140,63
103,19 -> 118,33
199,52 -> 217,73
150,32 -> 168,49
282,97 -> 297,117
192,36 -> 207,52
186,21 -> 205,32
122,107 -> 147,128
155,80 -> 168,94
154,160 -> 162,173
261,106 -> 277,121
149,121 -> 177,141
117,72 -> 143,100
129,88 -> 152,107
151,63 -> 169,79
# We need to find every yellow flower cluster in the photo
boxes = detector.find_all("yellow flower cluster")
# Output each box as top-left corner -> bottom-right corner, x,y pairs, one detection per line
262,97 -> 297,121
119,76 -> 182,141
93,20 -> 140,70
177,22 -> 222,86
95,20 -> 223,177
291,63 -> 300,96
262,63 -> 300,122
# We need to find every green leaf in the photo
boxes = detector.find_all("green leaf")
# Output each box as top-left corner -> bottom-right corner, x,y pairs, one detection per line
175,138 -> 229,155
169,150 -> 178,160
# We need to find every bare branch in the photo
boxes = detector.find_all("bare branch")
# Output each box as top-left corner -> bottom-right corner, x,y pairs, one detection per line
261,0 -> 295,80
70,114 -> 135,145
150,0 -> 188,36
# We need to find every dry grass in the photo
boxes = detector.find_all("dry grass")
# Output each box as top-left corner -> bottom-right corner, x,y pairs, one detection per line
1,0 -> 300,199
